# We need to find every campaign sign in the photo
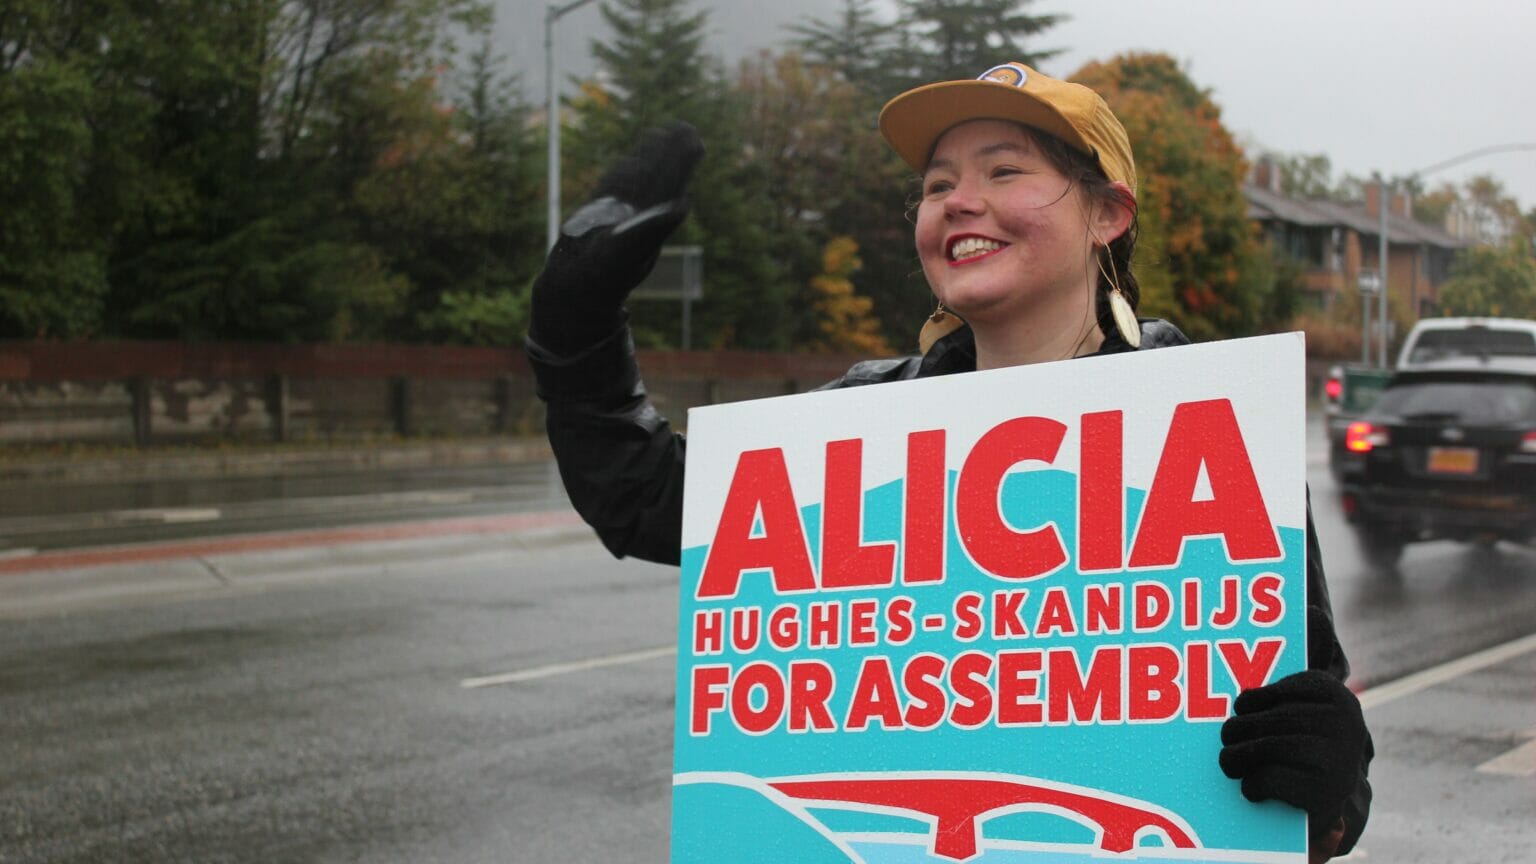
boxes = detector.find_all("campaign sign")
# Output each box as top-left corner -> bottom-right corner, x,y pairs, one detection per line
673,334 -> 1309,864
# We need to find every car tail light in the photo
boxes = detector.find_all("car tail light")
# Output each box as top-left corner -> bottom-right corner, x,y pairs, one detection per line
1324,377 -> 1342,402
1346,421 -> 1389,452
1522,431 -> 1536,454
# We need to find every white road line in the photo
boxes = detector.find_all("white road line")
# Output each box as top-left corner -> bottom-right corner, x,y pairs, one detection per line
1358,631 -> 1536,711
110,507 -> 222,523
1476,734 -> 1536,776
460,645 -> 677,689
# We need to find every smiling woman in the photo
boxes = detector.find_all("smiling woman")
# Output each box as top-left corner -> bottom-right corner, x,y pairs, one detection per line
524,60 -> 1374,863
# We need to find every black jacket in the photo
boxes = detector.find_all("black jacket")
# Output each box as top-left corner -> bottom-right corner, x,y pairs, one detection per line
527,317 -> 1371,852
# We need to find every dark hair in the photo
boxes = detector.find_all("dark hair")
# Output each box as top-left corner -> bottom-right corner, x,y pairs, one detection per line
907,123 -> 1142,340
1021,126 -> 1142,339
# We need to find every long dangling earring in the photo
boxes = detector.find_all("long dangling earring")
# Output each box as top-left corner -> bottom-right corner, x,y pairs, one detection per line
1097,249 -> 1140,348
918,300 -> 964,354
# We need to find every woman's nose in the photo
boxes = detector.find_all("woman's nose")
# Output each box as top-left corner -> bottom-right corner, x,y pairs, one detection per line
943,175 -> 985,218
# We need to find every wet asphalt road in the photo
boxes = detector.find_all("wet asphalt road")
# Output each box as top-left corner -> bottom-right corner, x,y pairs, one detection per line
0,461 -> 570,553
1,427 -> 1533,863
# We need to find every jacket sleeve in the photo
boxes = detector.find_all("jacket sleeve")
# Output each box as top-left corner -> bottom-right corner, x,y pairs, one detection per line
1304,489 -> 1373,854
527,324 -> 686,565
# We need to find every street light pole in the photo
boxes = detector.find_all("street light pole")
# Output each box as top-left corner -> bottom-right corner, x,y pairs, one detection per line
1378,177 -> 1390,367
545,0 -> 600,252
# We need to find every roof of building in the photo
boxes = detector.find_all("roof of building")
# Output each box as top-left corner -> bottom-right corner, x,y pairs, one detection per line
1244,184 -> 1469,250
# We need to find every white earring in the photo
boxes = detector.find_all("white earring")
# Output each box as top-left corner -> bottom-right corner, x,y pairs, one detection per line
1108,286 -> 1140,348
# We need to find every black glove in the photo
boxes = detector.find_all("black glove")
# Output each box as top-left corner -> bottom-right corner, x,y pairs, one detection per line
529,121 -> 705,356
1219,606 -> 1367,839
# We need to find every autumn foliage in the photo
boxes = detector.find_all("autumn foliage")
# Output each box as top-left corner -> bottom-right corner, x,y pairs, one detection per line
1073,54 -> 1271,340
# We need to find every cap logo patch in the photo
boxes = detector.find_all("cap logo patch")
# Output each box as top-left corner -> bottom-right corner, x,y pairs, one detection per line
979,63 -> 1028,88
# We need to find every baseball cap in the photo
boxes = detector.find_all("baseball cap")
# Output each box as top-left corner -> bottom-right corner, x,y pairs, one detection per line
879,62 -> 1136,195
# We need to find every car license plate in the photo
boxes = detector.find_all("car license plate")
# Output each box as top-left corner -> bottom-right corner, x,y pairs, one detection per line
1427,446 -> 1479,474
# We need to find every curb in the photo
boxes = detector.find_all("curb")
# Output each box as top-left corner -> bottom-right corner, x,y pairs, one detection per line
0,437 -> 554,485
0,509 -> 594,618
0,510 -> 587,576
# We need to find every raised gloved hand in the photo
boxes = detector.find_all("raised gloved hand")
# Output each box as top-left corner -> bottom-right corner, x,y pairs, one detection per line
1219,606 -> 1367,852
529,121 -> 705,356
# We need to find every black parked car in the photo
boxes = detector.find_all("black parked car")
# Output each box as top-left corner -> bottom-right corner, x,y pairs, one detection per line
1335,356 -> 1536,567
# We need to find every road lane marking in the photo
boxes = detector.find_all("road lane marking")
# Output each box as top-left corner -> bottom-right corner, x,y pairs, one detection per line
1358,631 -> 1536,711
460,645 -> 677,689
111,507 -> 223,523
1476,730 -> 1536,776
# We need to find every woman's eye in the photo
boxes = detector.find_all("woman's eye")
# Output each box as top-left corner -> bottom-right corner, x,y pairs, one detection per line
924,179 -> 953,196
991,165 -> 1022,179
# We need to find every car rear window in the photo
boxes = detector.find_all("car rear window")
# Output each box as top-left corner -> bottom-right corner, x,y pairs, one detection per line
1375,378 -> 1536,424
1408,328 -> 1536,362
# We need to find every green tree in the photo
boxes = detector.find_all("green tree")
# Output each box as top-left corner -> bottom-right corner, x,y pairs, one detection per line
1437,242 -> 1536,318
0,54 -> 104,337
355,41 -> 543,345
1273,153 -> 1334,200
571,0 -> 784,349
786,0 -> 898,94
891,0 -> 1065,88
734,51 -> 917,349
1074,53 -> 1269,340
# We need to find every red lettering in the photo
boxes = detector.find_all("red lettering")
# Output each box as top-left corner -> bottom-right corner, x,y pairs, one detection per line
948,651 -> 995,728
822,439 -> 897,589
768,604 -> 800,650
1181,579 -> 1200,630
690,664 -> 730,734
1219,638 -> 1285,692
1034,586 -> 1078,636
849,598 -> 879,646
730,606 -> 761,653
1085,584 -> 1123,634
1128,644 -> 1181,721
1210,576 -> 1242,628
788,661 -> 836,732
731,662 -> 786,734
885,596 -> 916,645
903,430 -> 947,585
1133,581 -> 1173,631
1129,400 -> 1281,568
1184,642 -> 1231,720
699,448 -> 815,598
997,650 -> 1044,726
902,653 -> 948,729
693,609 -> 723,655
845,657 -> 903,730
808,601 -> 840,649
953,592 -> 985,641
956,416 -> 1069,579
1248,573 -> 1284,626
1048,646 -> 1122,724
992,590 -> 1030,638
1078,410 -> 1124,571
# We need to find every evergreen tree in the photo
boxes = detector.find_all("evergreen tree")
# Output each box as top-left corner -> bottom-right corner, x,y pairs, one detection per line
892,0 -> 1065,88
571,0 -> 784,349
786,0 -> 897,95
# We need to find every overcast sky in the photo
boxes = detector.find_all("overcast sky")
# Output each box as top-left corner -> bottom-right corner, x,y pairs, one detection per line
501,0 -> 1536,208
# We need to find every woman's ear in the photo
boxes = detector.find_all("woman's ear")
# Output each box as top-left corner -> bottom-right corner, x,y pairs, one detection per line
1092,181 -> 1136,246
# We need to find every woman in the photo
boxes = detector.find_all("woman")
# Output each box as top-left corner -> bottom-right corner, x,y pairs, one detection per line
526,62 -> 1370,861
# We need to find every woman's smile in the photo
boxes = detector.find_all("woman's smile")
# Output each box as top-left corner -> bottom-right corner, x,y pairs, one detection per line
946,234 -> 1009,265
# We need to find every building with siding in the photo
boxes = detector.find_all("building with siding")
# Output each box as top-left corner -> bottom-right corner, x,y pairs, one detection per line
1245,161 -> 1468,321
